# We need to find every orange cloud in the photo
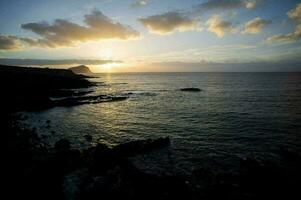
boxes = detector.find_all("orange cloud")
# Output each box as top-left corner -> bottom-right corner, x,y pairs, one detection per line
206,15 -> 237,38
288,2 -> 301,22
243,17 -> 271,34
266,25 -> 301,43
21,10 -> 140,48
0,9 -> 140,50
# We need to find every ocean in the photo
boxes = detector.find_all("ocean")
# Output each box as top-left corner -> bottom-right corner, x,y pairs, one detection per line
22,72 -> 301,174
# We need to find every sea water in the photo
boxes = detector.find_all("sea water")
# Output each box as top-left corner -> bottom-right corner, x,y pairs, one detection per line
22,72 -> 301,174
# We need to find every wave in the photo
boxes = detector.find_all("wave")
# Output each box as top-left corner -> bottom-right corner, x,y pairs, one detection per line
124,91 -> 158,97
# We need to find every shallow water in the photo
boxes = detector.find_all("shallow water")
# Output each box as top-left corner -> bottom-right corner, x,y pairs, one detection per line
23,72 -> 301,174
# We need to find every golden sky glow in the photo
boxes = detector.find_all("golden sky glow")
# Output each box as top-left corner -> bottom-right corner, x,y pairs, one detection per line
0,0 -> 301,72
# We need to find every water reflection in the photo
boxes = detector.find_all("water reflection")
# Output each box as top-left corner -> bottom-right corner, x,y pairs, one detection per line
22,72 -> 301,174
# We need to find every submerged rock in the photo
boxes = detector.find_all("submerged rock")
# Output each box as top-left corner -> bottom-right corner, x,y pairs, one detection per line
180,88 -> 202,92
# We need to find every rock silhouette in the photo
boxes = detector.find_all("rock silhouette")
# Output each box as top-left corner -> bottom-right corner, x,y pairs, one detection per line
69,65 -> 93,74
180,88 -> 202,92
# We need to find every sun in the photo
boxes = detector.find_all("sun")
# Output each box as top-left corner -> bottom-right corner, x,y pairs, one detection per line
91,62 -> 123,73
102,63 -> 114,71
99,49 -> 114,59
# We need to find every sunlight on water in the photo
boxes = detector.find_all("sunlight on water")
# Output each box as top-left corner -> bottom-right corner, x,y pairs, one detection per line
22,72 -> 301,174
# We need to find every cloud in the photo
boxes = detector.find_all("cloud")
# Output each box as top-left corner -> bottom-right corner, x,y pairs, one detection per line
266,25 -> 301,43
287,2 -> 301,22
0,9 -> 139,50
20,9 -> 139,48
197,0 -> 257,12
0,58 -> 120,66
266,3 -> 301,43
243,17 -> 271,34
244,0 -> 257,9
137,44 -> 257,63
128,61 -> 301,72
138,11 -> 199,34
206,15 -> 236,37
131,0 -> 148,7
0,35 -> 22,50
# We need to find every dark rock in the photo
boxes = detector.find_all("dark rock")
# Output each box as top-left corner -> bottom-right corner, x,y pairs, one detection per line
55,139 -> 71,152
3,111 -> 301,200
279,148 -> 301,164
180,88 -> 202,92
80,160 -> 195,200
63,169 -> 89,200
86,137 -> 171,175
87,143 -> 116,173
49,89 -> 93,98
84,134 -> 93,142
0,65 -> 94,112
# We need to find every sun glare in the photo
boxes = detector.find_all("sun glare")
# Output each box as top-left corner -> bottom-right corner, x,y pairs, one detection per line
98,49 -> 114,59
92,62 -> 123,73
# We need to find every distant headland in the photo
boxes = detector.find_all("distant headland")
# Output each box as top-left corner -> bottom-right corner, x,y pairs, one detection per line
69,65 -> 93,74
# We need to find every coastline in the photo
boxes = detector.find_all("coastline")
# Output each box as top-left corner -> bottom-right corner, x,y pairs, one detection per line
1,65 -> 300,200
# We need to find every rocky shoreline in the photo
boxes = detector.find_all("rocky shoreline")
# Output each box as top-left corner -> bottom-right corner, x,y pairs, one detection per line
1,65 -> 300,200
0,65 -> 129,111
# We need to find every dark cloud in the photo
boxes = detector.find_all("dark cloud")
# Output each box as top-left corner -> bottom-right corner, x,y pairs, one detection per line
0,9 -> 140,50
0,58 -> 120,66
0,35 -> 22,50
20,10 -> 139,48
139,11 -> 199,34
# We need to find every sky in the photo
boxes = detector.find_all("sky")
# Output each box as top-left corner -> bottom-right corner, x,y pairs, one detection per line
0,0 -> 301,72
